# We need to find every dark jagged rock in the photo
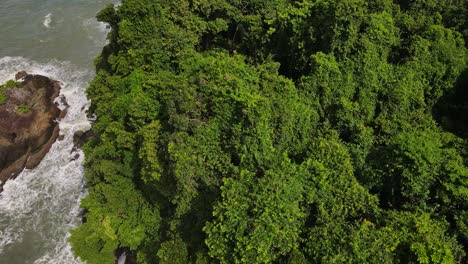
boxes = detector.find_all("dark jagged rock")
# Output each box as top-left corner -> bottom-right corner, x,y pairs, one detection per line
114,248 -> 137,264
0,72 -> 65,191
15,71 -> 28,81
73,129 -> 96,150
70,153 -> 80,162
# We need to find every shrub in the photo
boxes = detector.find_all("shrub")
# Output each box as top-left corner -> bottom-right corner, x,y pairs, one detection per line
1,79 -> 21,89
0,93 -> 6,105
17,104 -> 31,114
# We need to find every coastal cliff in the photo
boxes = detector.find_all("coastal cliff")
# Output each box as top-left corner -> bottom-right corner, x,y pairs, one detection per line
0,72 -> 64,191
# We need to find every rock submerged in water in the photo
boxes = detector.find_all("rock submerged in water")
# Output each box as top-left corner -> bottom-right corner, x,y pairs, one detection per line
0,71 -> 65,191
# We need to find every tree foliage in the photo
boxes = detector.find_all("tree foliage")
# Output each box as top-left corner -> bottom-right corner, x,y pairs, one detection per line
70,0 -> 468,263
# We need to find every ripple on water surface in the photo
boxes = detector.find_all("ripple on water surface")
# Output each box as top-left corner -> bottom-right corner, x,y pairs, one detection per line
0,0 -> 115,67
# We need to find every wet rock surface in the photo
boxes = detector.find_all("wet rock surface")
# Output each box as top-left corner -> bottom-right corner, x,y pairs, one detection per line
0,72 -> 65,191
73,129 -> 95,150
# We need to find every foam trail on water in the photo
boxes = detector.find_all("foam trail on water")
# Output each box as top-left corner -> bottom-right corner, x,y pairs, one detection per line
83,18 -> 108,34
43,13 -> 52,28
0,57 -> 91,264
82,18 -> 110,47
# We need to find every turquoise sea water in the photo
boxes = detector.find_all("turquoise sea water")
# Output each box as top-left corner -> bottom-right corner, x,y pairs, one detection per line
0,1 -> 114,263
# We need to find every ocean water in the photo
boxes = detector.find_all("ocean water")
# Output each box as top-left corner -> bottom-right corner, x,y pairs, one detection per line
0,0 -> 113,67
0,1 -> 115,263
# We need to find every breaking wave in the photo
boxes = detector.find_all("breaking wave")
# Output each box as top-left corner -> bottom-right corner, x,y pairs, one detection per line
43,13 -> 52,28
0,57 -> 92,264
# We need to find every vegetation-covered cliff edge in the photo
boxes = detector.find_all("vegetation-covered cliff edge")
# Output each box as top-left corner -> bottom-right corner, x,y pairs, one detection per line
70,0 -> 468,263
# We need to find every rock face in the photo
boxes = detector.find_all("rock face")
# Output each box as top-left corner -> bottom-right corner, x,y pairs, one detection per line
73,129 -> 95,150
0,72 -> 65,191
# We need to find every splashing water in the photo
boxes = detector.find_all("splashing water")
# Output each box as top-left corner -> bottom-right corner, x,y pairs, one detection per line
0,57 -> 92,263
0,1 -> 118,263
43,13 -> 53,29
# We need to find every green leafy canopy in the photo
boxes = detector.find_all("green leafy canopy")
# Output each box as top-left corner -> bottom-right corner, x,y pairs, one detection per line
70,0 -> 468,263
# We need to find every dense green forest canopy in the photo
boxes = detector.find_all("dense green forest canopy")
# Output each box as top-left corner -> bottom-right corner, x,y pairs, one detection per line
69,0 -> 468,263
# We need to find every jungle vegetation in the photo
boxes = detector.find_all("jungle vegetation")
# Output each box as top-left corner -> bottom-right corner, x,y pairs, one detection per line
69,0 -> 468,263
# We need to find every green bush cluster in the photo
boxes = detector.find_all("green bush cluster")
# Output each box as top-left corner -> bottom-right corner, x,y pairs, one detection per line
16,104 -> 30,114
0,79 -> 22,105
70,1 -> 468,263
2,80 -> 20,89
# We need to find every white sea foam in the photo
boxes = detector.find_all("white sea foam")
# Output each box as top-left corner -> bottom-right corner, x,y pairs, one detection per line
83,18 -> 108,34
43,13 -> 52,28
82,17 -> 110,47
0,57 -> 91,263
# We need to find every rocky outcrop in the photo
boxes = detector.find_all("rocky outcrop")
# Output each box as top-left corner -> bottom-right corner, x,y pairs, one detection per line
0,72 -> 65,191
73,129 -> 96,150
